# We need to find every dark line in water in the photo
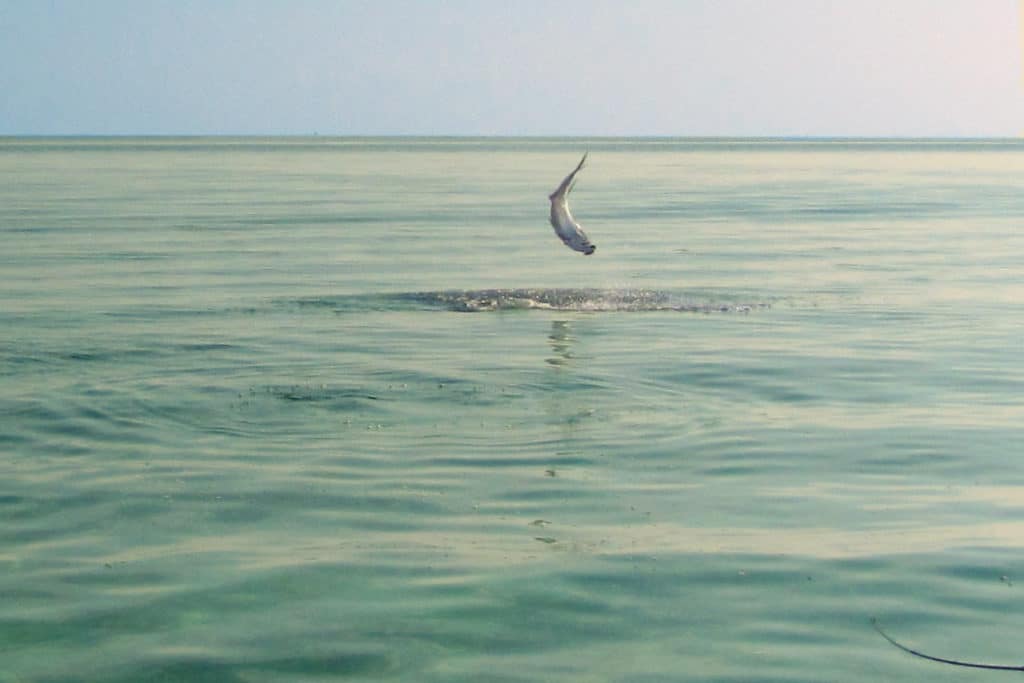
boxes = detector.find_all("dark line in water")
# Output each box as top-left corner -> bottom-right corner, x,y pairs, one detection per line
871,618 -> 1024,671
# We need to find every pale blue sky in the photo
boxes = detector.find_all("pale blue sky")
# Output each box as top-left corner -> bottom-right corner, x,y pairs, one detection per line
1,0 -> 1020,136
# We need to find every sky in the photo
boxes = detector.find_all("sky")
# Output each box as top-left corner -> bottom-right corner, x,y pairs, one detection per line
0,0 -> 1021,137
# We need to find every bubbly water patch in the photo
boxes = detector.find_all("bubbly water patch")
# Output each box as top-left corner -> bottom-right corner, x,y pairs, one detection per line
294,289 -> 771,313
264,384 -> 383,404
398,288 -> 771,313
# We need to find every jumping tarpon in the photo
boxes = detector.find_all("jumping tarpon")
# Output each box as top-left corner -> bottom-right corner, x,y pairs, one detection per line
548,153 -> 596,255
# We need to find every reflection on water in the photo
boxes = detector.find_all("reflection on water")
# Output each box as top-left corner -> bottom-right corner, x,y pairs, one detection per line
546,320 -> 574,368
539,319 -> 597,470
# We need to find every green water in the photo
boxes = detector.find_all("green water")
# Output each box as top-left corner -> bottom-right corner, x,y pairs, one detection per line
3,137 -> 1024,681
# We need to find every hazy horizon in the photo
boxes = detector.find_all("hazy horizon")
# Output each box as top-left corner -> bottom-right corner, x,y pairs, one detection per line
2,0 -> 1021,137
5,133 -> 1024,140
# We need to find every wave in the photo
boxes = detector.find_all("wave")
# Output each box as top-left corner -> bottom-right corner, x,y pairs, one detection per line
294,288 -> 771,313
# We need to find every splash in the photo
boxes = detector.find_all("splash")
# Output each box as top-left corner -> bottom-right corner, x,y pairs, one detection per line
293,288 -> 771,313
390,288 -> 769,313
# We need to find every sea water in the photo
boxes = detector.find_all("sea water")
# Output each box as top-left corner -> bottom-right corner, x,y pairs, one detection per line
2,137 -> 1024,681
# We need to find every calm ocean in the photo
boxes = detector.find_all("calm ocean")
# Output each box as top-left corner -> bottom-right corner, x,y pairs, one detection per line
2,137 -> 1024,681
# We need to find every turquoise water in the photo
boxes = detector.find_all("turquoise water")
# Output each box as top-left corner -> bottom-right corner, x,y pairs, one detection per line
2,137 -> 1024,681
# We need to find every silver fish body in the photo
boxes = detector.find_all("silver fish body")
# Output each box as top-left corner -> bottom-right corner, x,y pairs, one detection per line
548,153 -> 596,255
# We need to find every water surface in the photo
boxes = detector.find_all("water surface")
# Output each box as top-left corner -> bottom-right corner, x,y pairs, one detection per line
3,137 -> 1024,681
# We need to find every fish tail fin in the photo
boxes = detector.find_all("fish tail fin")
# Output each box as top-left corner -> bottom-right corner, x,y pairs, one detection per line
575,152 -> 588,173
565,153 -> 587,195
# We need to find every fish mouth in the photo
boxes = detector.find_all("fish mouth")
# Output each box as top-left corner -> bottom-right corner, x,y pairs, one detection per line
583,245 -> 596,255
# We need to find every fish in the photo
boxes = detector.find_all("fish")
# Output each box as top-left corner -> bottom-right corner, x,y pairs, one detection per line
548,153 -> 596,255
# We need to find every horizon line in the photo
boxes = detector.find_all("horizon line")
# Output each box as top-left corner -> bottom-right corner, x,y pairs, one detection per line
2,133 -> 1022,141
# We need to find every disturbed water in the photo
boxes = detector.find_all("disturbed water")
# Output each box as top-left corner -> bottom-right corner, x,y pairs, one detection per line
2,137 -> 1024,681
